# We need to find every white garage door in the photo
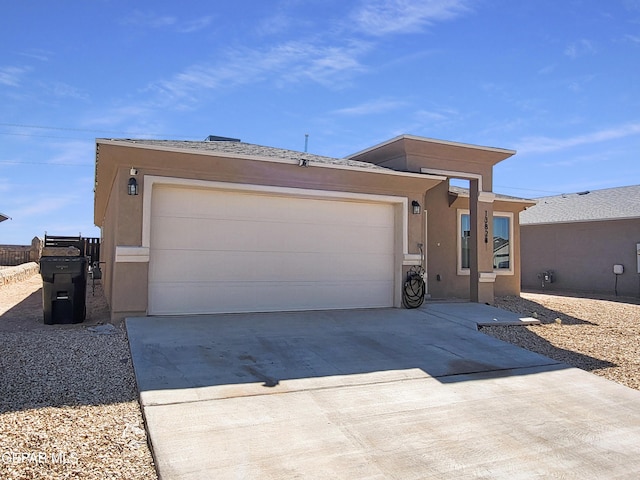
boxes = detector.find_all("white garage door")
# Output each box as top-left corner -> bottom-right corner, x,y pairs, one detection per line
148,185 -> 397,315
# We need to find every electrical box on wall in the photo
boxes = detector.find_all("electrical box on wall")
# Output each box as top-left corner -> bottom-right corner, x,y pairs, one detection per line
613,264 -> 624,275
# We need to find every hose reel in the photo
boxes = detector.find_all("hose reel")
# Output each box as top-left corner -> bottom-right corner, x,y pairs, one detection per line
402,265 -> 426,309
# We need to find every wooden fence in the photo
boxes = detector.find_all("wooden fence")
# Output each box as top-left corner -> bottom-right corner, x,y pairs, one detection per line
0,235 -> 101,267
0,248 -> 32,266
44,235 -> 101,265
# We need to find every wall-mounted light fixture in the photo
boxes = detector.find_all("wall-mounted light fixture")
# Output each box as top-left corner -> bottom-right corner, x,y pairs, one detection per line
411,200 -> 421,215
128,167 -> 139,195
128,177 -> 138,196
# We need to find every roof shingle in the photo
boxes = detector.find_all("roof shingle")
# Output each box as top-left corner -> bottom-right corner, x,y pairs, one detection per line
520,185 -> 640,224
100,138 -> 390,171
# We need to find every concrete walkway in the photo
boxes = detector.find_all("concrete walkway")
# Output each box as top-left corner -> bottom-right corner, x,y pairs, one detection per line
127,304 -> 640,479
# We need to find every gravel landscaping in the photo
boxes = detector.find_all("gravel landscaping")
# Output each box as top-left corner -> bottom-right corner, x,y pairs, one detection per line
2,270 -> 639,478
0,274 -> 157,480
485,291 -> 640,391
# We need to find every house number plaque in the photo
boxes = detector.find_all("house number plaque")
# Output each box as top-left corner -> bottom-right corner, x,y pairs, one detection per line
484,211 -> 489,244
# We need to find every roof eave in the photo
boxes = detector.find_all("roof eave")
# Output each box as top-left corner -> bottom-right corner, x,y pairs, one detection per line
347,134 -> 516,161
450,189 -> 536,206
94,139 -> 447,181
521,215 -> 640,226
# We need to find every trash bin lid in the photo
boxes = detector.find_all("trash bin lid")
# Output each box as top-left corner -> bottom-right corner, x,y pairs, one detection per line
40,256 -> 87,263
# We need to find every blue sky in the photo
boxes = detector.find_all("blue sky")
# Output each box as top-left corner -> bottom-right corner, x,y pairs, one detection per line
2,0 -> 639,245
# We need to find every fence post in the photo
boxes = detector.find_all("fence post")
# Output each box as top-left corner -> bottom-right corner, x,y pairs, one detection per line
30,236 -> 43,263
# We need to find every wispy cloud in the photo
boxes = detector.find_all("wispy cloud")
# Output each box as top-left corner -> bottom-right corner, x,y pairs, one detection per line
176,16 -> 213,33
0,66 -> 31,87
84,105 -> 155,128
291,41 -> 370,86
46,140 -> 94,166
256,13 -> 295,36
623,0 -> 640,11
121,10 -> 212,33
564,39 -> 597,58
12,195 -> 77,218
333,98 -> 408,115
148,40 -> 370,107
121,10 -> 176,28
18,49 -> 52,62
517,123 -> 640,154
48,82 -> 89,101
625,34 -> 640,44
538,151 -> 604,168
413,107 -> 460,124
537,64 -> 556,75
351,0 -> 472,36
566,73 -> 597,93
116,1 -> 472,117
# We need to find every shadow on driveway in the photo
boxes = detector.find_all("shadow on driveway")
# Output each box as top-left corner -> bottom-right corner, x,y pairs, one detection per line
126,306 -> 571,402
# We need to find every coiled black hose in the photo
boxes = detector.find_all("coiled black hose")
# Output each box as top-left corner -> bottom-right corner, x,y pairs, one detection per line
402,265 -> 426,309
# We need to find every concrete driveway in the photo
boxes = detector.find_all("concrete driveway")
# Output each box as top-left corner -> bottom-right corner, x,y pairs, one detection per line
127,304 -> 640,479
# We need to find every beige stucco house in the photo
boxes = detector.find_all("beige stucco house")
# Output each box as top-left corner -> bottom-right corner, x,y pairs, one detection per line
520,185 -> 640,297
94,135 -> 534,321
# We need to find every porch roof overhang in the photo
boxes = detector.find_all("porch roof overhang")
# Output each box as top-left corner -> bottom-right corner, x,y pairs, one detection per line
348,135 -> 516,168
448,186 -> 536,209
347,135 -> 516,193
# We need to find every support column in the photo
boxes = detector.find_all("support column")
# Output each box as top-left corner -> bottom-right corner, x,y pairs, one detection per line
469,180 -> 496,304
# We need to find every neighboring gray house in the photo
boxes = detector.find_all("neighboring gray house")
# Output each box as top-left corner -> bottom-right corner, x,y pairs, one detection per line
520,185 -> 640,297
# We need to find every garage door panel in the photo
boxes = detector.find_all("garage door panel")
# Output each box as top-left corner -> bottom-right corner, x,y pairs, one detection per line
154,187 -> 393,228
149,250 -> 394,283
149,186 -> 397,315
152,216 -> 393,254
151,196 -> 393,255
149,280 -> 394,315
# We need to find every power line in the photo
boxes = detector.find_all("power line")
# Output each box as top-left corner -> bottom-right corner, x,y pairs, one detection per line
494,185 -> 565,196
0,160 -> 93,166
0,122 -> 201,139
0,131 -> 91,141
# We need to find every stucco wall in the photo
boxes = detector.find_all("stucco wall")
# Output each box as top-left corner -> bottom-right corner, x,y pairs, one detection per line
0,262 -> 40,287
425,183 -> 525,300
521,218 -> 640,297
425,182 -> 466,298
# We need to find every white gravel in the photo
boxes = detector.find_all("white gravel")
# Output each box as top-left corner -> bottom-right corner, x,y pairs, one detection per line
0,274 -> 157,479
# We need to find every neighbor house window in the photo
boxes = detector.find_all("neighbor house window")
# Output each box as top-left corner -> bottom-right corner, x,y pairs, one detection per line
457,210 -> 514,275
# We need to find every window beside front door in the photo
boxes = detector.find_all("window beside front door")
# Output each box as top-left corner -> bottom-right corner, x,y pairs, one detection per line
457,210 -> 514,275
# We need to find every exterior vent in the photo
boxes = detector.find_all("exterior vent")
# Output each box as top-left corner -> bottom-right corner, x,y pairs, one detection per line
577,190 -> 591,195
204,135 -> 241,142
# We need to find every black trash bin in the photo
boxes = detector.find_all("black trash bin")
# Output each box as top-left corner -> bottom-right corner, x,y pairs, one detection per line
40,256 -> 88,324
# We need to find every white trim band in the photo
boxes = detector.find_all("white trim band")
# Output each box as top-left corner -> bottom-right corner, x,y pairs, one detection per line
479,272 -> 497,283
403,254 -> 422,266
477,191 -> 496,203
115,246 -> 150,263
